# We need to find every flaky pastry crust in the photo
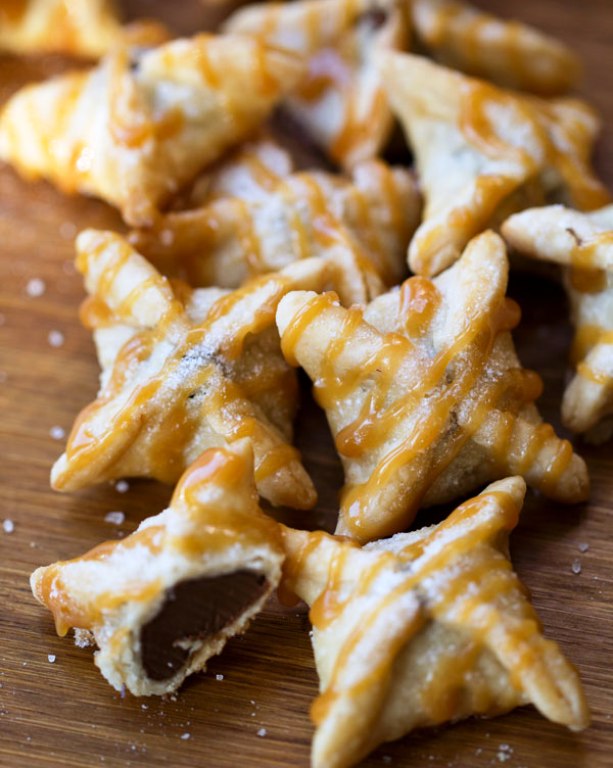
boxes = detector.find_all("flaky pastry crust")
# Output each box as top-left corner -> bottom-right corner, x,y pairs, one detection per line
276,230 -> 588,542
50,229 -> 343,509
34,442 -> 284,696
281,477 -> 589,768
503,204 -> 613,442
0,34 -> 303,225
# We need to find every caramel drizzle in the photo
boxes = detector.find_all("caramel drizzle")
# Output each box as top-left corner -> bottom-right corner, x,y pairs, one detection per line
39,446 -> 279,637
280,275 -> 571,538
64,242 -> 302,488
288,488 -> 536,733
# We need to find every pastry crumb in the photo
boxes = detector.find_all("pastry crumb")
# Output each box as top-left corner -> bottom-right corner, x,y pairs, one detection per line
74,628 -> 95,648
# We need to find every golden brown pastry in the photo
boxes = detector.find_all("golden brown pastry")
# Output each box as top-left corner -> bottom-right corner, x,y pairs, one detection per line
0,33 -> 303,226
281,476 -> 590,768
224,0 -> 408,168
33,441 -> 284,696
50,229 -> 341,509
503,204 -> 613,442
276,230 -> 589,542
376,51 -> 610,276
410,0 -> 579,95
130,138 -> 420,301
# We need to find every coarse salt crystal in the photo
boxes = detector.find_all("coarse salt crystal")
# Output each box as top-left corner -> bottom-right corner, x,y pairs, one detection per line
180,733 -> 191,741
578,542 -> 589,553
49,426 -> 65,440
571,559 -> 582,575
3,519 -> 15,534
47,654 -> 56,663
105,511 -> 125,526
215,674 -> 224,681
48,330 -> 65,348
26,278 -> 46,297
257,728 -> 267,738
115,480 -> 130,493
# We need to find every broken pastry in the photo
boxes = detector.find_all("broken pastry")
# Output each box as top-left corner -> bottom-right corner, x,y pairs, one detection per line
280,476 -> 590,768
224,0 -> 408,168
0,33 -> 302,226
50,229 -> 339,509
33,442 -> 284,697
502,204 -> 613,442
410,0 -> 579,96
276,230 -> 589,542
376,51 -> 610,276
130,140 -> 419,300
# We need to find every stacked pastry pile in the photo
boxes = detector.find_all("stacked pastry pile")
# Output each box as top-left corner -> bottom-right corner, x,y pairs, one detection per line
2,0 -> 611,765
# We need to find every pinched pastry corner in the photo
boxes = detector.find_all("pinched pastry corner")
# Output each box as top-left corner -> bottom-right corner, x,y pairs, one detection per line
276,230 -> 588,542
375,51 -> 610,277
33,441 -> 284,696
0,33 -> 303,226
503,204 -> 613,443
410,0 -> 580,95
50,229 -> 344,509
224,0 -> 408,169
130,136 -> 421,303
281,477 -> 589,768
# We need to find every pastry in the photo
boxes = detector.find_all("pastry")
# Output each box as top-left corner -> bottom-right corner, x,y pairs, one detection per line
410,0 -> 579,95
50,229 -> 339,509
503,204 -> 613,442
280,476 -> 590,768
276,230 -> 589,542
0,33 -> 303,226
33,441 -> 284,696
130,142 -> 419,301
376,51 -> 610,276
224,0 -> 408,168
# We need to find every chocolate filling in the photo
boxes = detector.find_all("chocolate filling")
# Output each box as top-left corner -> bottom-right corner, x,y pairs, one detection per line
140,570 -> 268,681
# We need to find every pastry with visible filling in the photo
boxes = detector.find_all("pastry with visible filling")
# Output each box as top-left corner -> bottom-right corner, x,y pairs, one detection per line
280,476 -> 590,768
503,204 -> 613,442
375,51 -> 610,276
33,442 -> 284,697
276,230 -> 589,542
130,137 -> 420,301
0,33 -> 302,225
51,229 -> 340,509
224,0 -> 407,168
0,0 -> 168,58
410,0 -> 579,95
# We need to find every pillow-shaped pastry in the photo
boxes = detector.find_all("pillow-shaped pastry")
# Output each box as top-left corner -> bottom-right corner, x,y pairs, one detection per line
33,442 -> 284,696
50,229 -> 340,509
276,230 -> 589,542
0,33 -> 303,226
376,51 -> 610,276
280,476 -> 589,768
503,204 -> 613,443
224,0 -> 408,168
410,0 -> 579,95
130,148 -> 420,301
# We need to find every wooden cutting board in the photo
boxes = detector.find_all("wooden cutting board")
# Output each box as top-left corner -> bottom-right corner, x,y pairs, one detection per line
1,2 -> 612,766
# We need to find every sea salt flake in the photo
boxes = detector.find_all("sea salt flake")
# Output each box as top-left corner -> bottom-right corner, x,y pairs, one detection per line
571,559 -> 582,575
26,278 -> 46,297
3,519 -> 15,534
47,654 -> 56,663
105,511 -> 125,526
48,330 -> 65,348
50,426 -> 66,440
257,728 -> 267,738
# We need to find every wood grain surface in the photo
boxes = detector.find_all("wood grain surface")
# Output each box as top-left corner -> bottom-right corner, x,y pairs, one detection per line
1,2 -> 612,767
